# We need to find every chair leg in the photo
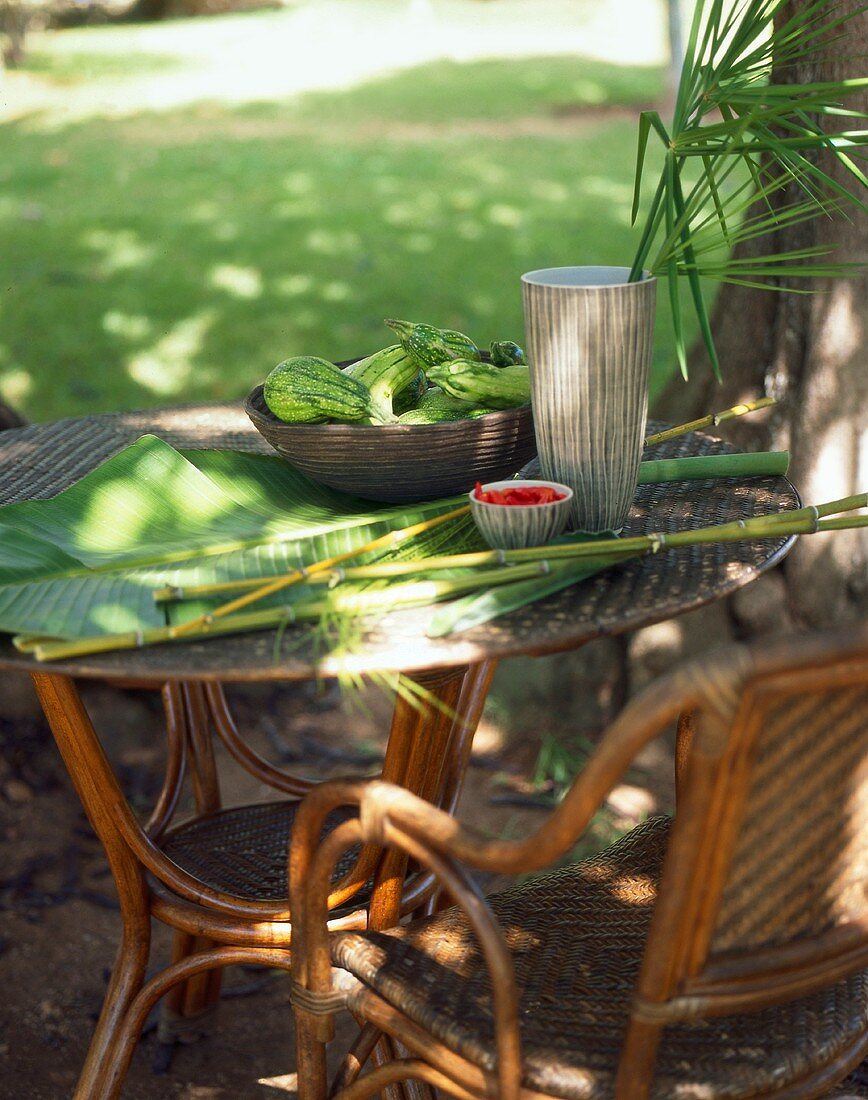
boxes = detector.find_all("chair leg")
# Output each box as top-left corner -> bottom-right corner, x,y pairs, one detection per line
295,1010 -> 331,1100
614,1018 -> 662,1100
158,684 -> 225,1045
97,946 -> 293,1099
72,923 -> 152,1100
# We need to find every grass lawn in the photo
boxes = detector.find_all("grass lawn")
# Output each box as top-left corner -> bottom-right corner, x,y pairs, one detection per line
1,9 -> 698,423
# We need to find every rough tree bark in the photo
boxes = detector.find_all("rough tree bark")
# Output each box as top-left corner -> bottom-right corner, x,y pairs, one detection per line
655,0 -> 868,629
0,398 -> 26,431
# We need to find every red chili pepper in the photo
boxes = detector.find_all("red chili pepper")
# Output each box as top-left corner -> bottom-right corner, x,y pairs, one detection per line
474,482 -> 565,506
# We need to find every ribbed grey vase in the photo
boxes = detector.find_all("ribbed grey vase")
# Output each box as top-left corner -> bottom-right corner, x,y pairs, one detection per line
521,266 -> 656,533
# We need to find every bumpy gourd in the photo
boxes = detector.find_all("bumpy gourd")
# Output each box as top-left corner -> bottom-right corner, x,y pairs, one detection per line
343,345 -> 420,423
384,318 -> 481,367
490,340 -> 526,367
427,360 -> 531,410
397,387 -> 490,424
263,356 -> 372,424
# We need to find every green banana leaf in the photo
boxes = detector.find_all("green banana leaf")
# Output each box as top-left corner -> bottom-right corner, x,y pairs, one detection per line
0,435 -> 466,641
0,435 -> 790,649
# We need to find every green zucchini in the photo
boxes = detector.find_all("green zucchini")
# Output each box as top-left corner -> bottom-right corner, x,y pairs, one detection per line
384,318 -> 481,367
343,345 -> 419,423
264,356 -> 372,424
397,387 -> 490,424
490,340 -> 526,367
426,360 -> 531,410
393,368 -> 427,415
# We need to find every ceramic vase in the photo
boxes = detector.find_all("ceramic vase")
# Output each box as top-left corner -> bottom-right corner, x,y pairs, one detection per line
521,266 -> 656,533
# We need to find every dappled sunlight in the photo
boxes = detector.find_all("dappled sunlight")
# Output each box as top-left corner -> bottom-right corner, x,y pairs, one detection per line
806,417 -> 864,503
472,715 -> 507,758
580,176 -> 633,204
486,204 -> 524,228
258,1073 -> 297,1094
272,198 -> 322,220
102,311 -> 153,340
82,227 -> 156,274
126,310 -> 216,396
209,263 -> 265,300
3,0 -> 667,126
456,220 -> 484,241
275,273 -> 315,297
305,228 -> 362,256
320,280 -> 354,303
0,367 -> 33,405
89,598 -> 152,634
528,180 -> 570,203
79,483 -> 153,550
403,233 -> 435,254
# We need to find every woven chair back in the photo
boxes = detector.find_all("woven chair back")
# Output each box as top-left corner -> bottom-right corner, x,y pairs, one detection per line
639,629 -> 868,1013
711,664 -> 868,954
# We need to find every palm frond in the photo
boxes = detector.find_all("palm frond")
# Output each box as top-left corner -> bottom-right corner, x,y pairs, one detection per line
629,0 -> 868,376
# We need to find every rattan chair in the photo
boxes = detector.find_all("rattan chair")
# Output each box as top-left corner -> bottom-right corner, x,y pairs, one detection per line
289,627 -> 868,1100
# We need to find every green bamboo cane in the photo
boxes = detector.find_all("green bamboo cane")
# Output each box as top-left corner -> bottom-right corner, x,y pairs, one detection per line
165,502 -> 470,640
30,560 -> 553,662
643,398 -> 776,447
30,497 -> 867,662
154,450 -> 791,605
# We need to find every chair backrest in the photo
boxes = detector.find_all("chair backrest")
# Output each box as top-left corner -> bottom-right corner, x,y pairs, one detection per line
634,626 -> 868,1018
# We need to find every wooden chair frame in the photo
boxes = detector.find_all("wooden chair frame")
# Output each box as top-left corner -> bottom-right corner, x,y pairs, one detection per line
31,659 -> 495,1099
288,627 -> 868,1100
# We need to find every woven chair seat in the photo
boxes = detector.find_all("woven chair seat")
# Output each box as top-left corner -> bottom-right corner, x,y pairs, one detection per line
332,817 -> 868,1100
161,800 -> 364,906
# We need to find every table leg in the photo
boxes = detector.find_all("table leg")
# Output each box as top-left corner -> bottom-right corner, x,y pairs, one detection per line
367,665 -> 468,931
365,663 -> 494,1100
30,673 -> 152,1100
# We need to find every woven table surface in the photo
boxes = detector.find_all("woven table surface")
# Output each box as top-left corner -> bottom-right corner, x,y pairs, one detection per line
0,403 -> 798,681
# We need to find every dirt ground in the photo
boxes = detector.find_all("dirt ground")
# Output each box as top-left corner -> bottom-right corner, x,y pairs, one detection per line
1,622 -> 866,1099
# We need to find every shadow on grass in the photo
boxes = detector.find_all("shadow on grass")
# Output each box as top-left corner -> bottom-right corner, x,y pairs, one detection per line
0,52 -> 692,424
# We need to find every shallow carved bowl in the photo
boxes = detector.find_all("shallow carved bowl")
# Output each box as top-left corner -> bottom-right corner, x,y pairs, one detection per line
470,479 -> 574,549
244,383 -> 537,504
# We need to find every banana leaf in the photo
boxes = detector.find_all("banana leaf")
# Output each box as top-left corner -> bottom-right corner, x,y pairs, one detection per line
0,435 -> 791,649
0,435 -> 466,640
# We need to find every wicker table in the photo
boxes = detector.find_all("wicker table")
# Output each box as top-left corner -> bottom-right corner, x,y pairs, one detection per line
0,403 -> 799,1098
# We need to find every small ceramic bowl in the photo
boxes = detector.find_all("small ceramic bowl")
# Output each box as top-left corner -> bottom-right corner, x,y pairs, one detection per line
469,479 -> 574,550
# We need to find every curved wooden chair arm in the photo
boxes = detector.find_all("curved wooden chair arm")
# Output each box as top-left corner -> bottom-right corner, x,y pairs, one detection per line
291,651 -> 735,897
293,812 -> 523,1100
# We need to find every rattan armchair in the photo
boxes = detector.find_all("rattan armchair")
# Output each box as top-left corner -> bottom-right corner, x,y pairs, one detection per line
289,627 -> 868,1100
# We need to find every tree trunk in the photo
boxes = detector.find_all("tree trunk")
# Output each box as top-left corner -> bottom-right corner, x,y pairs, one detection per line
0,398 -> 26,431
655,0 -> 868,628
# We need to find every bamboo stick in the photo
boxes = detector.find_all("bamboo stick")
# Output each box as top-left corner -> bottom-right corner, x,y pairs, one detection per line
154,450 -> 791,605
159,493 -> 864,604
30,496 -> 866,662
165,503 -> 470,639
643,397 -> 776,447
31,560 -> 550,662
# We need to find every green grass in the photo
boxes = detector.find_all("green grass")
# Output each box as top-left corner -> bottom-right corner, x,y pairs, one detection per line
20,49 -> 182,84
1,46 -> 696,423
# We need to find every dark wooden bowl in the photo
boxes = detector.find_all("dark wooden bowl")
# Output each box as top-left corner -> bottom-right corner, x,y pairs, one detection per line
244,384 -> 537,503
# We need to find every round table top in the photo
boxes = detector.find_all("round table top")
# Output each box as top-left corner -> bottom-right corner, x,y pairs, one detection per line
0,403 -> 798,682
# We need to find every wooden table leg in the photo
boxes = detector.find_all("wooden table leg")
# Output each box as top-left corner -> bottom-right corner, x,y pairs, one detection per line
30,673 -> 152,1100
366,662 -> 495,1100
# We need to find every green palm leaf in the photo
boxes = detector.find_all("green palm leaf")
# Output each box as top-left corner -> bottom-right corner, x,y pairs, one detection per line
630,0 -> 868,376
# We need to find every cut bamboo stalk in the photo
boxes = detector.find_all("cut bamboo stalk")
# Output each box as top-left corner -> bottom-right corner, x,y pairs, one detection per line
643,398 -> 776,447
30,496 -> 866,662
153,451 -> 791,605
166,503 -> 470,639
